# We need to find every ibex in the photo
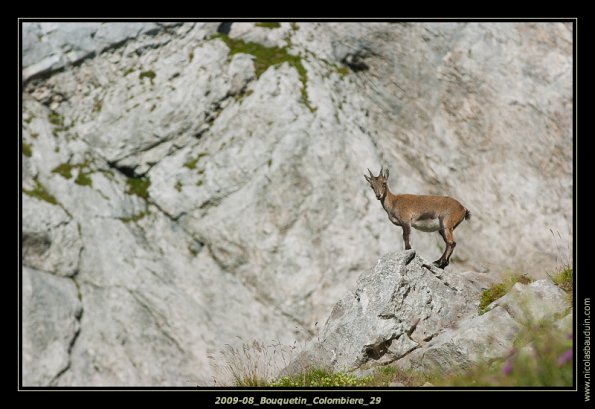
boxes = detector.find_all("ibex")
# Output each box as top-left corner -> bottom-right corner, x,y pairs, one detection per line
365,166 -> 471,269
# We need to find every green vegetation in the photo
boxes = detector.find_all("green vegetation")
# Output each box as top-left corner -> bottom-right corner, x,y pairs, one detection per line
51,161 -> 93,186
22,142 -> 32,157
48,111 -> 67,136
93,99 -> 103,113
255,22 -> 281,29
364,365 -> 427,387
184,158 -> 199,170
52,163 -> 74,179
290,22 -> 299,31
217,307 -> 572,387
119,211 -> 148,223
188,51 -> 194,62
75,170 -> 93,187
48,111 -> 64,128
433,321 -> 572,387
270,369 -> 372,387
213,33 -> 315,112
479,272 -> 532,314
184,152 -> 208,170
139,70 -> 156,84
196,179 -> 204,186
551,266 -> 572,293
31,132 -> 39,139
23,179 -> 58,205
126,177 -> 151,200
336,65 -> 349,77
175,180 -> 183,192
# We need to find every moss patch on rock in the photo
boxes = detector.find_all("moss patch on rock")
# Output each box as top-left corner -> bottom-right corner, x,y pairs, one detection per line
126,176 -> 151,200
23,179 -> 58,205
255,22 -> 281,29
214,34 -> 315,112
23,142 -> 33,157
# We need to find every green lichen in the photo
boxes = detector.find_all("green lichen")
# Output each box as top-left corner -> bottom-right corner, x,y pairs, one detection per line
184,152 -> 208,170
48,111 -> 64,128
48,111 -> 69,136
52,163 -> 74,179
139,70 -> 156,84
336,65 -> 349,77
184,158 -> 199,170
52,161 -> 93,186
75,170 -> 93,187
23,179 -> 58,205
119,211 -> 148,223
22,142 -> 32,157
126,177 -> 151,200
93,99 -> 103,113
255,22 -> 281,29
214,34 -> 315,112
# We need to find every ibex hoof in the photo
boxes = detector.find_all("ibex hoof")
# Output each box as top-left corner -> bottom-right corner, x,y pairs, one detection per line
433,260 -> 447,269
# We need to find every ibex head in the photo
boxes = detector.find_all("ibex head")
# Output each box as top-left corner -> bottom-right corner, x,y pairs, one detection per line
364,166 -> 389,200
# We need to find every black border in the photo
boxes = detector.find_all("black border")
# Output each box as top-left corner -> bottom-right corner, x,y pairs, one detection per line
18,17 -> 584,405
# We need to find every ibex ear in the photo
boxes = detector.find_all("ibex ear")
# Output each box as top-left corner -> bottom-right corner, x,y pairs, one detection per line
384,168 -> 389,179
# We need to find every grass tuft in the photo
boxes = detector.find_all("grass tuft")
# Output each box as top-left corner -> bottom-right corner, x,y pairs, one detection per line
479,272 -> 532,314
551,266 -> 572,293
270,369 -> 371,387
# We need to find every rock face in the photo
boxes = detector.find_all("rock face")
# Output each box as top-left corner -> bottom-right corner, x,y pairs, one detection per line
21,22 -> 572,386
284,251 -> 570,377
395,279 -> 569,375
22,267 -> 82,386
283,250 -> 483,375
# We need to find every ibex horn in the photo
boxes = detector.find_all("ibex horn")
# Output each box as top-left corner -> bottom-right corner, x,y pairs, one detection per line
368,168 -> 374,178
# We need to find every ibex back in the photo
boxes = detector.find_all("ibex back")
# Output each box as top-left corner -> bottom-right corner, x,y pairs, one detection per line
365,166 -> 471,269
